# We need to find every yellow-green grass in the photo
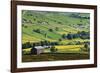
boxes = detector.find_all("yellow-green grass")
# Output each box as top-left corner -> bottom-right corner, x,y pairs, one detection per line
57,31 -> 68,35
59,39 -> 89,44
23,48 -> 31,52
63,28 -> 79,33
55,45 -> 84,53
22,36 -> 57,44
55,45 -> 83,49
22,34 -> 41,43
22,48 -> 31,54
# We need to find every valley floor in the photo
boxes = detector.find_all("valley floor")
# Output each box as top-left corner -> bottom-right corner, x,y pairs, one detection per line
22,53 -> 89,62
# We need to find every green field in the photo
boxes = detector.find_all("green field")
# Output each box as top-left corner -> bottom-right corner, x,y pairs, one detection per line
22,10 -> 90,62
22,53 -> 89,62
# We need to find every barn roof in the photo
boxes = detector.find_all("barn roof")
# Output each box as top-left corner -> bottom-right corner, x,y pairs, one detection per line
34,46 -> 50,50
35,46 -> 45,49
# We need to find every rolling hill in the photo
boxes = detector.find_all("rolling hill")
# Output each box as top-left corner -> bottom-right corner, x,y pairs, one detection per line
22,10 -> 90,44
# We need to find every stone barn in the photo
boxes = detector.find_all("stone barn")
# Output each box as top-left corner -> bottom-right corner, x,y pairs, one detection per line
31,46 -> 44,55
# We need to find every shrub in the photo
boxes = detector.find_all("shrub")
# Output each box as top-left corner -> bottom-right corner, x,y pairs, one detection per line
55,27 -> 59,31
24,25 -> 28,28
48,29 -> 53,32
33,29 -> 41,33
67,33 -> 73,40
62,34 -> 66,39
80,43 -> 90,52
22,42 -> 32,49
50,46 -> 57,53
58,38 -> 62,42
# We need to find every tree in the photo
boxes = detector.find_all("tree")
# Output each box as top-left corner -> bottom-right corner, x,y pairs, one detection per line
22,44 -> 26,49
24,25 -> 28,28
49,29 -> 53,32
58,21 -> 62,24
33,29 -> 41,33
58,38 -> 62,42
80,31 -> 90,39
67,33 -> 73,40
50,46 -> 57,53
62,34 -> 66,39
30,45 -> 37,55
55,27 -> 59,31
73,34 -> 79,39
84,43 -> 88,49
22,24 -> 24,27
80,43 -> 90,52
44,33 -> 47,38
40,41 -> 45,46
22,42 -> 32,49
34,18 -> 36,21
32,43 -> 36,47
77,31 -> 90,39
44,40 -> 48,46
26,42 -> 32,48
84,43 -> 90,51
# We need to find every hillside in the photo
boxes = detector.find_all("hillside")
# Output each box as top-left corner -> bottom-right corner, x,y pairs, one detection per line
22,10 -> 90,44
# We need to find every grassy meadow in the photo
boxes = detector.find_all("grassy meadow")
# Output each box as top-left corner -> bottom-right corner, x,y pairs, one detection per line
22,10 -> 90,62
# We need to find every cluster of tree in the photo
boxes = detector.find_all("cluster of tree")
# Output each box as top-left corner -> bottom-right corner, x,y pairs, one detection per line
22,18 -> 27,23
79,31 -> 90,39
37,20 -> 49,25
22,41 -> 59,49
55,27 -> 59,31
50,46 -> 58,53
80,43 -> 90,52
66,41 -> 89,45
33,29 -> 41,33
58,21 -> 62,24
33,29 -> 47,38
22,24 -> 28,28
48,28 -> 53,32
22,16 -> 33,24
62,31 -> 90,40
33,27 -> 59,38
70,13 -> 90,19
48,27 -> 59,32
26,12 -> 33,16
34,41 -> 59,46
22,42 -> 32,49
47,17 -> 62,24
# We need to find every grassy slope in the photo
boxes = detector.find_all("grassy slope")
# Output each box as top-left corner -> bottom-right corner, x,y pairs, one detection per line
22,10 -> 90,44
